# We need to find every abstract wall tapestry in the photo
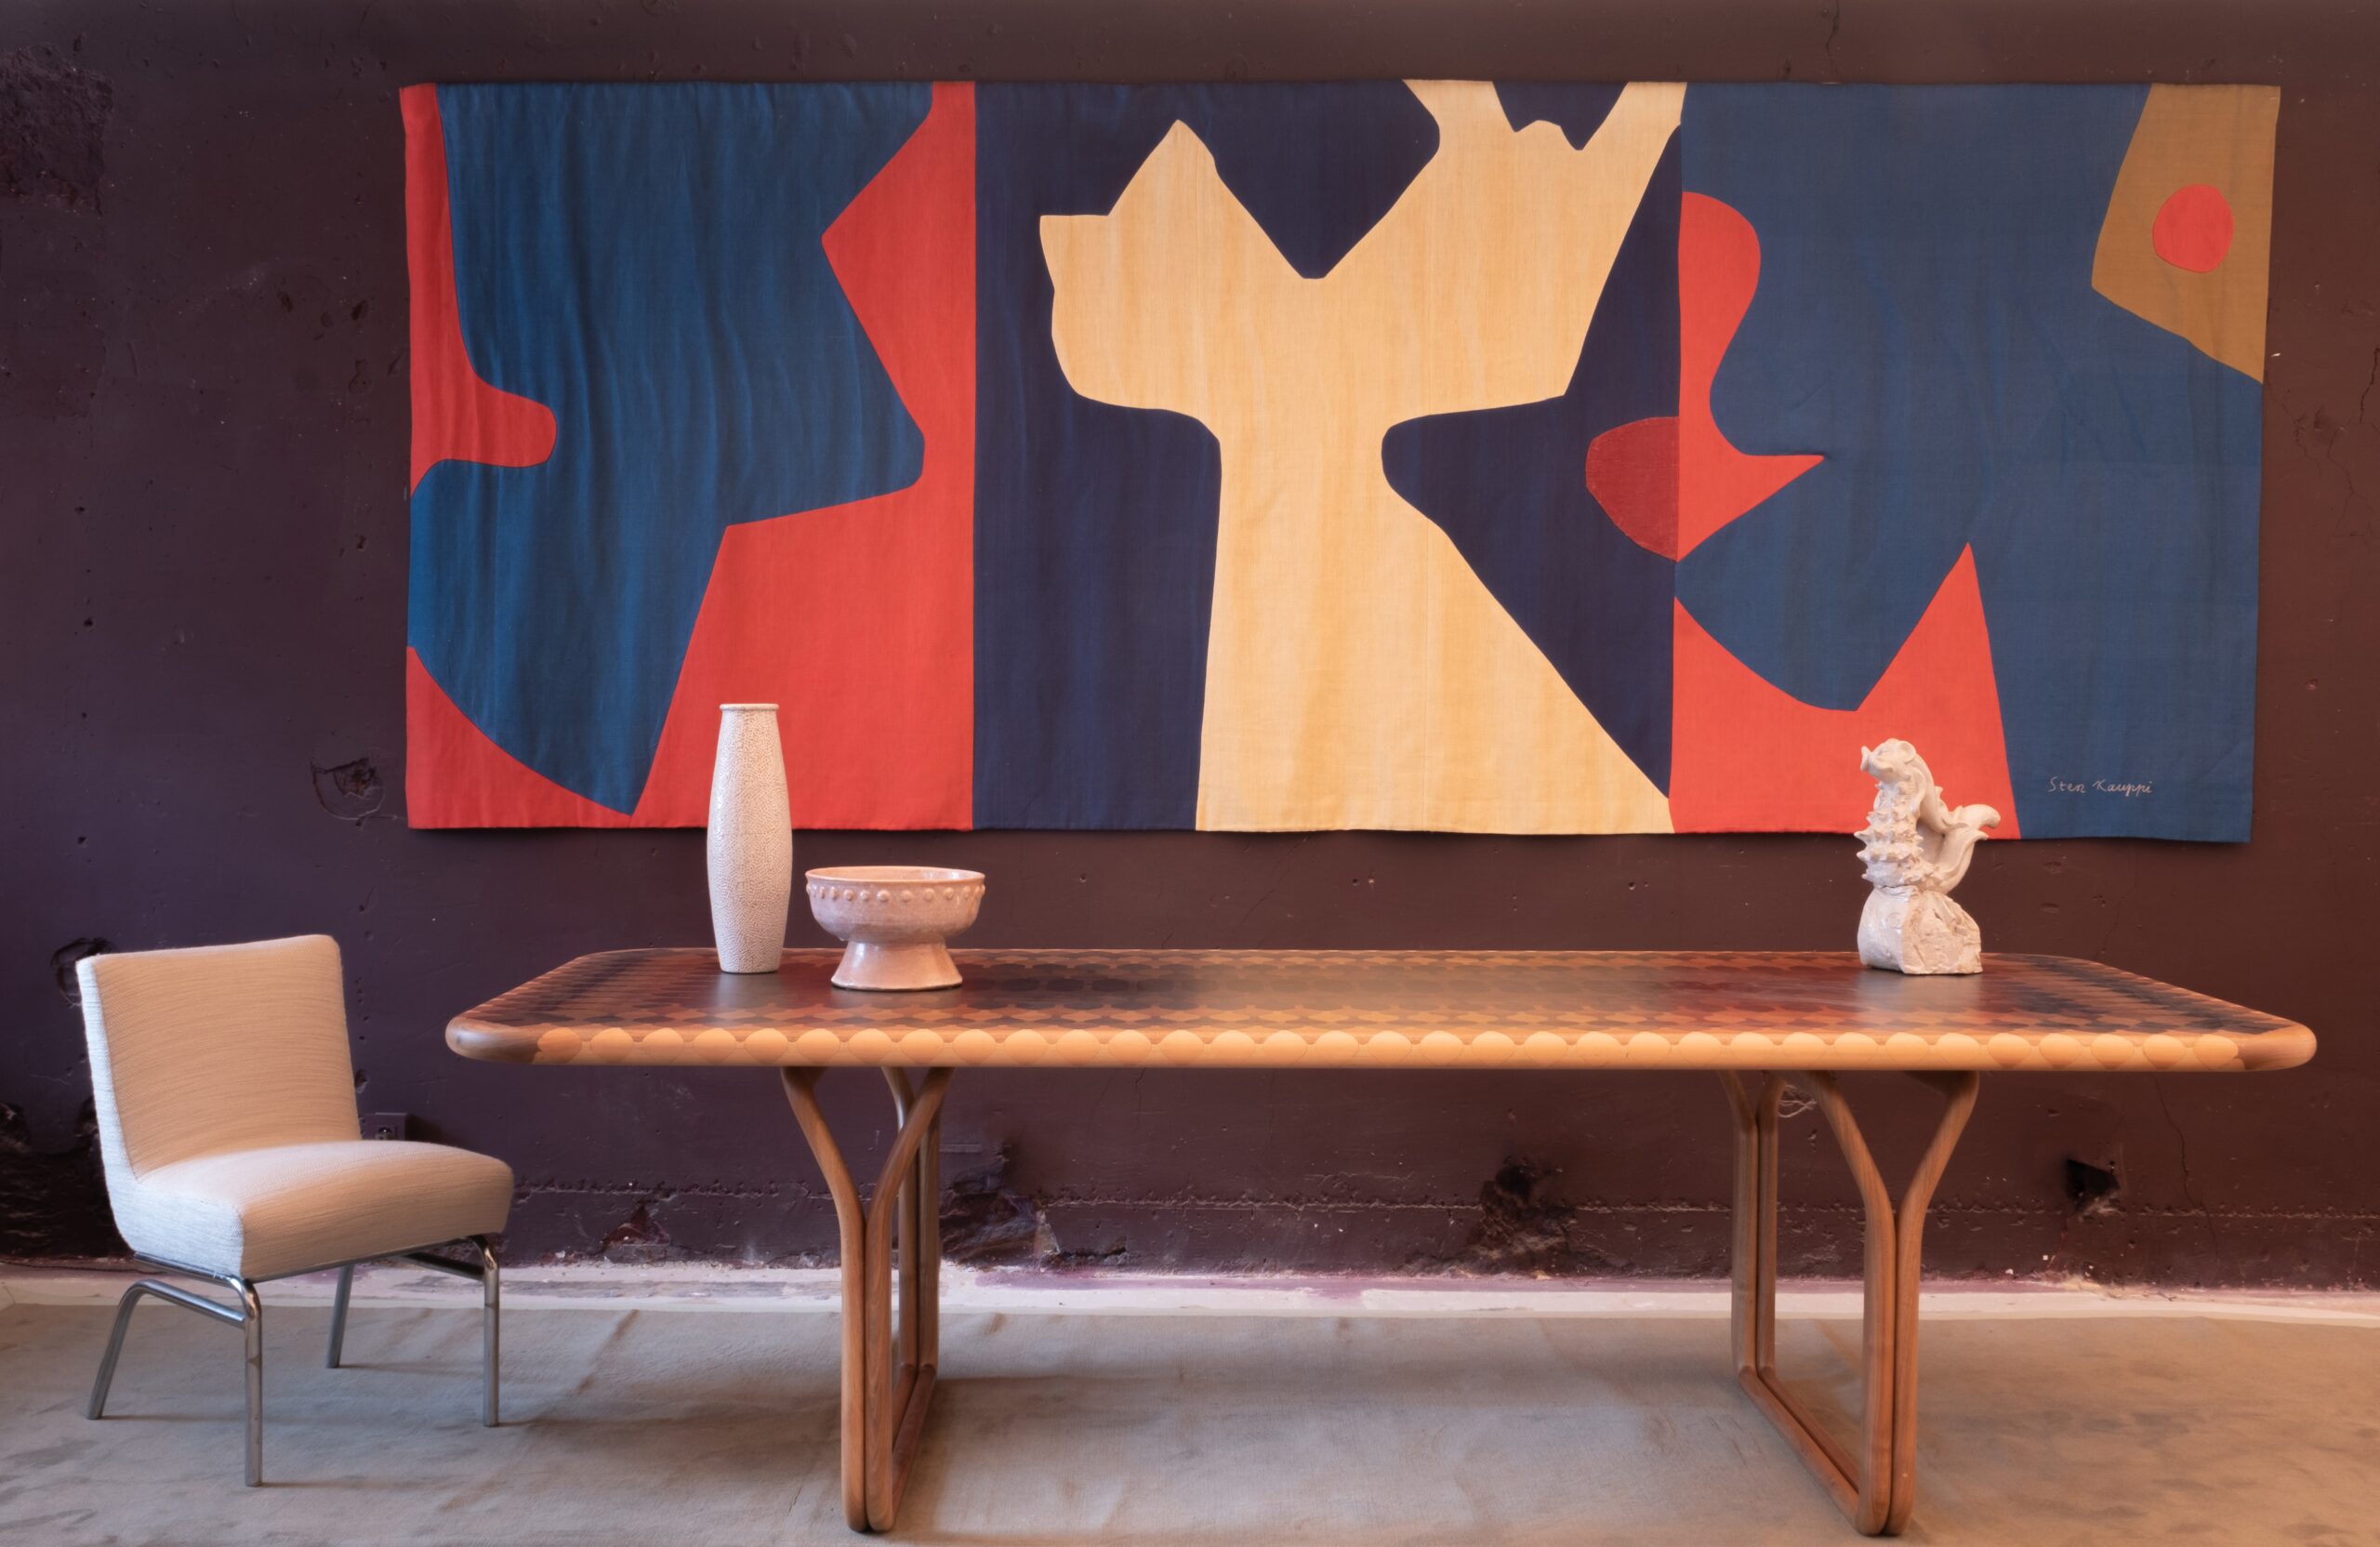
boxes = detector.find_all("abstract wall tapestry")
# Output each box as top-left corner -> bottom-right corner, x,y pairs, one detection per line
402,81 -> 2277,839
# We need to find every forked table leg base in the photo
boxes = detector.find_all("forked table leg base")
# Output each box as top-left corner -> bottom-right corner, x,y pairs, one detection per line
785,1062 -> 1966,1536
1720,1069 -> 1980,1536
782,1066 -> 951,1533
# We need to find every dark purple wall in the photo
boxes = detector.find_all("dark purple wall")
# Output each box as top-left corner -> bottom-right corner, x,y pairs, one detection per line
5,0 -> 2374,1284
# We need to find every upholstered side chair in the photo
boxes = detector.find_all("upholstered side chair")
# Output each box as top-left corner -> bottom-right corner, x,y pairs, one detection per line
74,934 -> 515,1484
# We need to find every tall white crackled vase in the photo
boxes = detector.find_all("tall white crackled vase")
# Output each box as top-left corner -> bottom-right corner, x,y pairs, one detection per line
707,704 -> 793,974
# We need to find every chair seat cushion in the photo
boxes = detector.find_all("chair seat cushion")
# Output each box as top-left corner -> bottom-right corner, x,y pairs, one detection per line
113,1141 -> 514,1281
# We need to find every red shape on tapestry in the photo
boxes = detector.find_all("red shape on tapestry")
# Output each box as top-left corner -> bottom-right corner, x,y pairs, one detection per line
1586,192 -> 1822,561
2151,183 -> 2234,273
400,86 -> 557,496
405,649 -> 631,827
1668,547 -> 2020,836
626,81 -> 978,829
1582,416 -> 1677,559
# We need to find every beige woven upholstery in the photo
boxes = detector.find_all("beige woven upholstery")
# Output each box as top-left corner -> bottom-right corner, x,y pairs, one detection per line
78,936 -> 512,1280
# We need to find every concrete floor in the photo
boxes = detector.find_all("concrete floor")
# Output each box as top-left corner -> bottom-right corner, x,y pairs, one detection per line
1,1272 -> 2374,1546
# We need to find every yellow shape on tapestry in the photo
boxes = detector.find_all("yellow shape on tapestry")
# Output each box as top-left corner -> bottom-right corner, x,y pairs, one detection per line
2091,83 -> 2278,381
1043,79 -> 1683,834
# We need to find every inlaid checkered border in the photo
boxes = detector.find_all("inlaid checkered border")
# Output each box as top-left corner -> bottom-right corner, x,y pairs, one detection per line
446,950 -> 2312,1074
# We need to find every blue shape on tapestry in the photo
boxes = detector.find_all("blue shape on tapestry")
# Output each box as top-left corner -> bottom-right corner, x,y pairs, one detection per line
1494,82 -> 1623,149
1382,126 -> 1681,792
410,83 -> 928,813
973,82 -> 1439,828
1676,84 -> 2260,840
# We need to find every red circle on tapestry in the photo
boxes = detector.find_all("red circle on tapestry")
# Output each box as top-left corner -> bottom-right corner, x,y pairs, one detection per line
2151,183 -> 2234,273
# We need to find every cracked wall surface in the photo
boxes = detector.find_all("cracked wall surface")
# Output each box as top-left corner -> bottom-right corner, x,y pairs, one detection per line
2,0 -> 2377,1285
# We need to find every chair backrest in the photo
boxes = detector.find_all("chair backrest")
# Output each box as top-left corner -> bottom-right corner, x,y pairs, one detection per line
77,935 -> 363,1182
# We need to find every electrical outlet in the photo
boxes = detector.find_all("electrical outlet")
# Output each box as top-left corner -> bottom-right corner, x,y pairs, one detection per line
364,1112 -> 410,1142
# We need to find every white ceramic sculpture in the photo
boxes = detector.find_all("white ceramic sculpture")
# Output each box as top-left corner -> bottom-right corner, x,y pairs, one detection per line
806,866 -> 985,990
707,704 -> 793,974
1856,739 -> 2000,975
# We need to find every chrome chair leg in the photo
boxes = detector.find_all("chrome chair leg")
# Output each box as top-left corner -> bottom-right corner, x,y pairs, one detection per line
475,1236 -> 500,1426
325,1264 -> 354,1368
87,1274 -> 250,1421
239,1280 -> 264,1486
399,1236 -> 503,1426
87,1280 -> 151,1420
89,1240 -> 496,1484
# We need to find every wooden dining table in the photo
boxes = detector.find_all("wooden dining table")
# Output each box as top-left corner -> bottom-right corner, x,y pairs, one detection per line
447,947 -> 2313,1537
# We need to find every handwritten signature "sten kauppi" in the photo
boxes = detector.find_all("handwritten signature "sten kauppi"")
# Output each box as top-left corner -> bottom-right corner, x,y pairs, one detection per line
2046,777 -> 2154,799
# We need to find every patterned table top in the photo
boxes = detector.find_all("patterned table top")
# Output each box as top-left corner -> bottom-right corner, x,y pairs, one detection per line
445,949 -> 2312,1074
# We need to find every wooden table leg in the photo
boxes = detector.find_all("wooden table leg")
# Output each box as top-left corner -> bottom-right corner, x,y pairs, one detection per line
1720,1072 -> 1782,1383
783,1066 -> 953,1534
1719,1069 -> 1980,1537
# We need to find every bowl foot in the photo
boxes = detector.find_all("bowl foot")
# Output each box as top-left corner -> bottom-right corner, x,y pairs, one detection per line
832,940 -> 961,991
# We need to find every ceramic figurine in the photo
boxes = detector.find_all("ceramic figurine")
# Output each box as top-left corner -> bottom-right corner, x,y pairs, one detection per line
1856,740 -> 2000,975
707,704 -> 793,973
